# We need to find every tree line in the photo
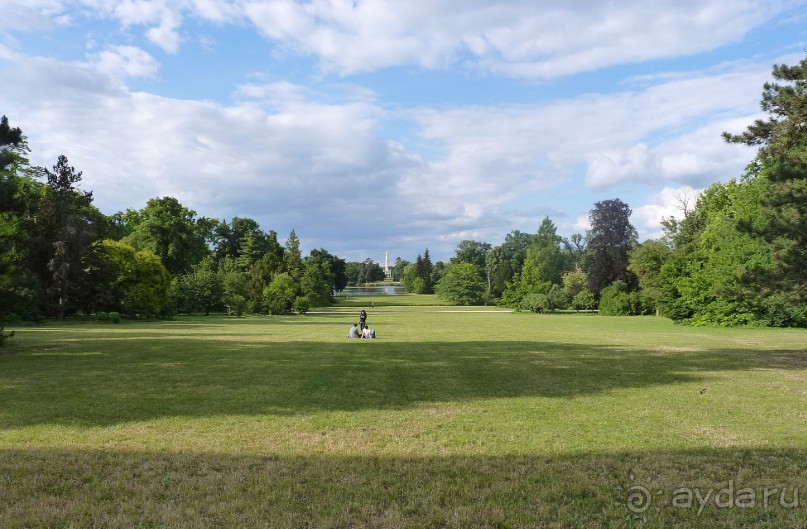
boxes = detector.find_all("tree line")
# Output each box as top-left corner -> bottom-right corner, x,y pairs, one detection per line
0,126 -> 361,327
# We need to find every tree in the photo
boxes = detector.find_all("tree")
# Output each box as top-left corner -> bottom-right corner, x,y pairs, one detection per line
248,251 -> 285,309
658,178 -> 793,326
562,271 -> 588,301
435,262 -> 485,305
628,240 -> 671,316
572,289 -> 596,312
236,229 -> 265,271
413,249 -> 434,293
392,257 -> 409,282
485,246 -> 505,298
218,257 -> 250,316
0,116 -> 25,342
501,230 -> 534,273
284,229 -> 303,282
430,260 -> 446,288
301,260 -> 333,308
566,233 -> 588,271
174,258 -> 222,315
401,263 -> 417,293
83,240 -> 171,317
723,55 -> 807,303
0,116 -> 25,285
122,197 -> 209,276
586,199 -> 637,295
22,155 -> 107,320
307,248 -> 348,292
451,240 -> 491,282
0,116 -> 24,216
263,272 -> 297,315
520,217 -> 569,293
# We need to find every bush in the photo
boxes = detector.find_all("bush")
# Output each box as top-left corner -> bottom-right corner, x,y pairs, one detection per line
293,296 -> 310,315
687,300 -> 757,327
760,294 -> 807,328
521,293 -> 549,313
598,281 -> 632,315
225,294 -> 248,317
598,281 -> 653,316
572,290 -> 596,312
95,311 -> 122,323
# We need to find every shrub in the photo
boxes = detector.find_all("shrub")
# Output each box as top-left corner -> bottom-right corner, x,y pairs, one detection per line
572,290 -> 596,312
521,293 -> 549,313
95,311 -> 122,323
293,296 -> 310,315
598,281 -> 632,316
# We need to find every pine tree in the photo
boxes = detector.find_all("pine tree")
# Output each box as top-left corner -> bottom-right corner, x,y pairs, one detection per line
284,229 -> 303,282
723,56 -> 807,301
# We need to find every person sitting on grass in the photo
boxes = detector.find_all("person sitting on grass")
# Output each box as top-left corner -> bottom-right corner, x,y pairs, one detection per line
348,323 -> 361,339
362,327 -> 376,339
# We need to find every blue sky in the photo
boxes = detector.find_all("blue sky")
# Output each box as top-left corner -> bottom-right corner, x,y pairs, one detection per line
1,1 -> 806,263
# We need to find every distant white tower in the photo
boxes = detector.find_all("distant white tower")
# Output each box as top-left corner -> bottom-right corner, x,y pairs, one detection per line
384,252 -> 391,278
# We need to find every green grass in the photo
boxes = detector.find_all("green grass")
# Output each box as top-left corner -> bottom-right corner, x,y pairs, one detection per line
1,309 -> 806,528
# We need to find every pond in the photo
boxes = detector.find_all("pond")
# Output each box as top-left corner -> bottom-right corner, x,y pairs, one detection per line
339,285 -> 407,296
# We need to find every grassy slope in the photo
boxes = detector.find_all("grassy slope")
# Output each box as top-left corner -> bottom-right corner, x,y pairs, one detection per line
1,307 -> 806,528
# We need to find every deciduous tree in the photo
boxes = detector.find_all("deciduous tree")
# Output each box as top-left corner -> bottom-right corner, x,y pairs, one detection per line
586,199 -> 637,295
436,262 -> 485,305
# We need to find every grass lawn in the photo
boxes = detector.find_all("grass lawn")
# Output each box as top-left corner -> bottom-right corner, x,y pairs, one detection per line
1,305 -> 806,528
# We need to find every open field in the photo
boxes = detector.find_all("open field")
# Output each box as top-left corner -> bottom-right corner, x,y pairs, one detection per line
1,305 -> 806,528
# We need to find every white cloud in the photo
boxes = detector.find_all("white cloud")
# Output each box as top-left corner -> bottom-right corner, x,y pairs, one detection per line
0,36 -> 789,259
632,186 -> 703,239
584,116 -> 761,189
235,81 -> 310,105
409,61 -> 771,203
8,1 -> 801,78
0,1 -> 59,31
89,45 -> 160,78
0,47 -> 430,257
241,0 -> 795,77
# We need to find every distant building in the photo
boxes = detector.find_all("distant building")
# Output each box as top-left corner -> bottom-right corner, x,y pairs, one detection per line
384,251 -> 391,278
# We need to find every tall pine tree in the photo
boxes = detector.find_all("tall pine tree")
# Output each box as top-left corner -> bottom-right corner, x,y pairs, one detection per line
723,55 -> 807,302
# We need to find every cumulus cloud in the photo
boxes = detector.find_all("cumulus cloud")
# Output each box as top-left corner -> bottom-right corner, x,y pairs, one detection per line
0,1 -> 58,31
89,45 -> 160,78
585,119 -> 757,190
241,0 -> 792,77
632,186 -> 703,239
9,1 -> 797,77
0,47 -> 430,258
409,61 -> 771,201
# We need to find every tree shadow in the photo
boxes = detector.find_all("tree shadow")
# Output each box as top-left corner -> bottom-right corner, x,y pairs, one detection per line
1,335 -> 805,427
1,446 -> 805,528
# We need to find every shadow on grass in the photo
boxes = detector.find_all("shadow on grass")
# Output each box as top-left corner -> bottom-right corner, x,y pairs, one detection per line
1,336 -> 806,427
1,446 -> 805,528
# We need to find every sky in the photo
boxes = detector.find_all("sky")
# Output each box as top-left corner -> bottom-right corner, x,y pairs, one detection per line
1,1 -> 806,263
